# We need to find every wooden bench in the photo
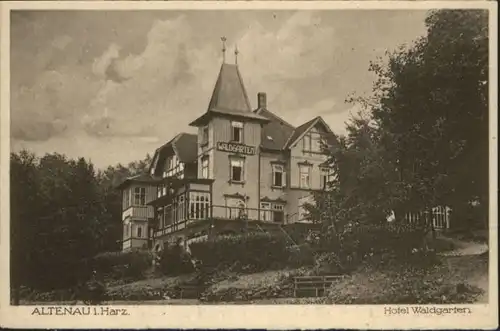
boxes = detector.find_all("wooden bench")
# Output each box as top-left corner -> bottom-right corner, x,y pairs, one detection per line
293,275 -> 344,298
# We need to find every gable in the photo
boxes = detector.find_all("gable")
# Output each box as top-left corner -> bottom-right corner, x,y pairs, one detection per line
285,116 -> 335,150
148,133 -> 197,177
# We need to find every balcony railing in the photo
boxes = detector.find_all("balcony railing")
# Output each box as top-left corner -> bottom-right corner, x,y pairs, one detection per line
123,205 -> 154,220
153,205 -> 286,237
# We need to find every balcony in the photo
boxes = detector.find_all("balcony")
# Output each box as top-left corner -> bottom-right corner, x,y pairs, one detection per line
122,205 -> 154,220
153,205 -> 286,237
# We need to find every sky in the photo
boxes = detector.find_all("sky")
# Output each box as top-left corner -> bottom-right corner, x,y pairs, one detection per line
10,9 -> 429,168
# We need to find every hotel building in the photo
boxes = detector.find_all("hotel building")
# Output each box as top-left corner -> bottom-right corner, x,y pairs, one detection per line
117,54 -> 337,252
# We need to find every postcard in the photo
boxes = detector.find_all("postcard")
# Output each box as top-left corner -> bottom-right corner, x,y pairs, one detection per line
0,1 -> 497,329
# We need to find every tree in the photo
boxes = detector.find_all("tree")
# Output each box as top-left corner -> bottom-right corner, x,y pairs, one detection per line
352,9 -> 489,227
10,150 -> 40,303
9,150 -> 153,297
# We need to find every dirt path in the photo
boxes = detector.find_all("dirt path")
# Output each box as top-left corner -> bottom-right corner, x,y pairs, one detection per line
437,236 -> 489,304
438,237 -> 489,257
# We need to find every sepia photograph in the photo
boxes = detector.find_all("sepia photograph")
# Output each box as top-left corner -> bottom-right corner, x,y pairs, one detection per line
0,1 -> 497,329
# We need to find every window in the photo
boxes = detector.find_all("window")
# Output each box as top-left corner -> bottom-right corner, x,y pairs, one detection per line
178,195 -> 186,221
320,167 -> 331,189
201,156 -> 209,179
133,187 -> 146,205
272,164 -> 285,187
230,158 -> 244,182
188,192 -> 211,220
303,131 -> 323,152
164,205 -> 172,227
124,224 -> 129,237
260,202 -> 271,221
260,202 -> 285,223
166,157 -> 173,172
137,226 -> 142,238
272,204 -> 285,223
202,126 -> 209,145
172,197 -> 178,223
157,207 -> 164,229
157,184 -> 165,198
123,189 -> 131,209
231,121 -> 243,143
311,134 -> 321,152
303,134 -> 311,151
299,165 -> 312,189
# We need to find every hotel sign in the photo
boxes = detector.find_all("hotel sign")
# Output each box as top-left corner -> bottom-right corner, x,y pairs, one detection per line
217,142 -> 256,155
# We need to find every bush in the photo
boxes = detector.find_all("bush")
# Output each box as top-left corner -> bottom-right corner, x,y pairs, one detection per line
158,243 -> 195,276
189,232 -> 315,273
92,250 -> 153,281
316,222 -> 430,271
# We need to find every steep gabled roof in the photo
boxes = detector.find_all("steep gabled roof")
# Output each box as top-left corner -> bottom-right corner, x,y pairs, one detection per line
284,117 -> 319,149
255,108 -> 295,151
190,63 -> 268,126
149,132 -> 197,177
284,116 -> 335,149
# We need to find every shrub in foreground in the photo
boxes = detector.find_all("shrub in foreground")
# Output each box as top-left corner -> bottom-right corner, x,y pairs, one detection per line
92,250 -> 153,281
189,232 -> 315,273
158,242 -> 195,276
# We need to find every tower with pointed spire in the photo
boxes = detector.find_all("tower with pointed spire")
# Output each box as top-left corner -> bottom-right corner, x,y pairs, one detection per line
190,38 -> 269,213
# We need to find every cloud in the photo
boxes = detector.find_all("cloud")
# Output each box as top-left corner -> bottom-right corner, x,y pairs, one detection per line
81,14 -> 213,142
51,35 -> 72,50
10,10 -> 428,167
81,108 -> 157,139
11,118 -> 68,142
11,67 -> 102,141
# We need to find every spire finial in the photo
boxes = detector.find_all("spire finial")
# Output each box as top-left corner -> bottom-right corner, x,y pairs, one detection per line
221,36 -> 227,63
234,44 -> 239,65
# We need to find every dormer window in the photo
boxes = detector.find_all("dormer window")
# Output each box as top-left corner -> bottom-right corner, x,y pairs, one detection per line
231,121 -> 243,143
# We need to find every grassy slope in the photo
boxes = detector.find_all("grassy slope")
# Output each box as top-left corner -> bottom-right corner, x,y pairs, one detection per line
21,253 -> 487,305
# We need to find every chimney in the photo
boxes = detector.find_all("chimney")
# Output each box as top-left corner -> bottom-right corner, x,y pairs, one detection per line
257,92 -> 267,109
